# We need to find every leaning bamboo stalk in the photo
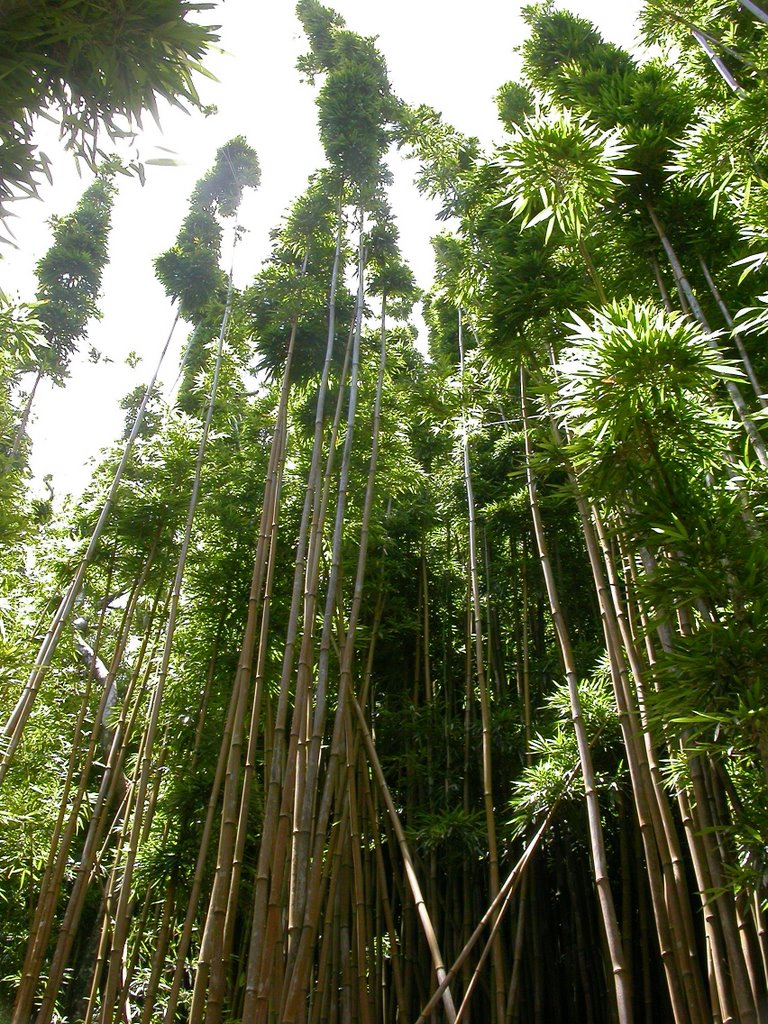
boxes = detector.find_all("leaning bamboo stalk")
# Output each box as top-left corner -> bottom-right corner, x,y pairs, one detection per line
88,720 -> 150,1024
698,256 -> 767,408
650,255 -> 674,313
349,692 -> 457,1023
110,740 -> 169,1024
415,755 -> 584,1024
576,503 -> 702,1024
138,878 -> 177,1024
520,367 -> 633,1024
15,589 -> 115,1020
233,199 -> 346,1024
1,312 -> 180,783
505,875 -> 528,1023
543,365 -> 708,1023
737,0 -> 768,24
32,595 -> 166,1024
644,200 -> 768,468
13,548 -> 154,1024
691,27 -> 744,92
83,801 -> 138,1024
459,309 -> 506,1023
362,761 -> 409,1023
612,529 -> 747,1021
99,253 -> 237,1024
589,517 -> 706,960
10,366 -> 44,458
21,585 -> 164,1024
689,752 -> 756,1021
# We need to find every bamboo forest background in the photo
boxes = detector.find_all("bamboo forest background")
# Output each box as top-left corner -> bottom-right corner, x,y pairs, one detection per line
3,1 -> 768,1022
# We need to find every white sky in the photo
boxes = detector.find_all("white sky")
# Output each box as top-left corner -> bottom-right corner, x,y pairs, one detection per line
3,0 -> 643,498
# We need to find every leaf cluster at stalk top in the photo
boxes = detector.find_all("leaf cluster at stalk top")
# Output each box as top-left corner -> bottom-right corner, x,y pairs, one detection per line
35,173 -> 116,384
497,107 -> 634,241
154,137 -> 260,324
296,0 -> 400,196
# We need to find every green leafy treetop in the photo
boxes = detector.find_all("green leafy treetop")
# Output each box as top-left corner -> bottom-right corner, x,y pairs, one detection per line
245,171 -> 356,382
154,136 -> 259,412
521,4 -> 694,193
295,0 -> 346,75
395,103 -> 480,221
154,136 -> 260,325
366,201 -> 419,307
34,170 -> 116,385
497,105 -> 633,243
297,0 -> 399,199
192,135 -> 262,218
495,81 -> 535,132
0,0 -> 219,211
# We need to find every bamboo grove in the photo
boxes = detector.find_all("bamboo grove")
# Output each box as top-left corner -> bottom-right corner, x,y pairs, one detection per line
3,1 -> 768,1022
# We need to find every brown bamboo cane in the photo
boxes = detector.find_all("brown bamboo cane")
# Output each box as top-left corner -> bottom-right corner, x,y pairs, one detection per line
98,248 -> 237,1024
246,315 -> 355,1023
280,287 -> 396,1020
285,216 -> 367,967
14,540 -> 159,1024
223,203 -> 346,1024
458,309 -> 507,1023
31,586 -> 168,1024
520,367 -> 633,1023
188,321 -> 296,1019
198,254 -> 310,1016
203,326 -> 297,1020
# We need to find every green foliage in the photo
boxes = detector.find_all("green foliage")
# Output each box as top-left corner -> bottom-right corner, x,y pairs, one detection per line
295,0 -> 346,78
510,667 -> 623,832
155,137 -> 259,325
496,81 -> 535,131
297,1 -> 398,196
34,173 -> 116,383
0,0 -> 219,209
522,4 -> 694,195
8,7 -> 768,1022
497,106 -> 633,242
396,103 -> 481,220
155,207 -> 226,322
521,4 -> 633,92
192,135 -> 261,218
554,299 -> 739,500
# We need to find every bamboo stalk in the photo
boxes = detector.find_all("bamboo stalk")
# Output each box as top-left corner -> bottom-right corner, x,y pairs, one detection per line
698,256 -> 767,408
237,195 -> 347,1024
100,248 -> 237,1024
1,312 -> 180,783
520,367 -> 633,1024
644,200 -> 768,468
459,309 -> 506,1023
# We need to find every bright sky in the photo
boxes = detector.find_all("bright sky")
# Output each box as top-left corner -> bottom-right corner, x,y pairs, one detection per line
3,0 -> 643,498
